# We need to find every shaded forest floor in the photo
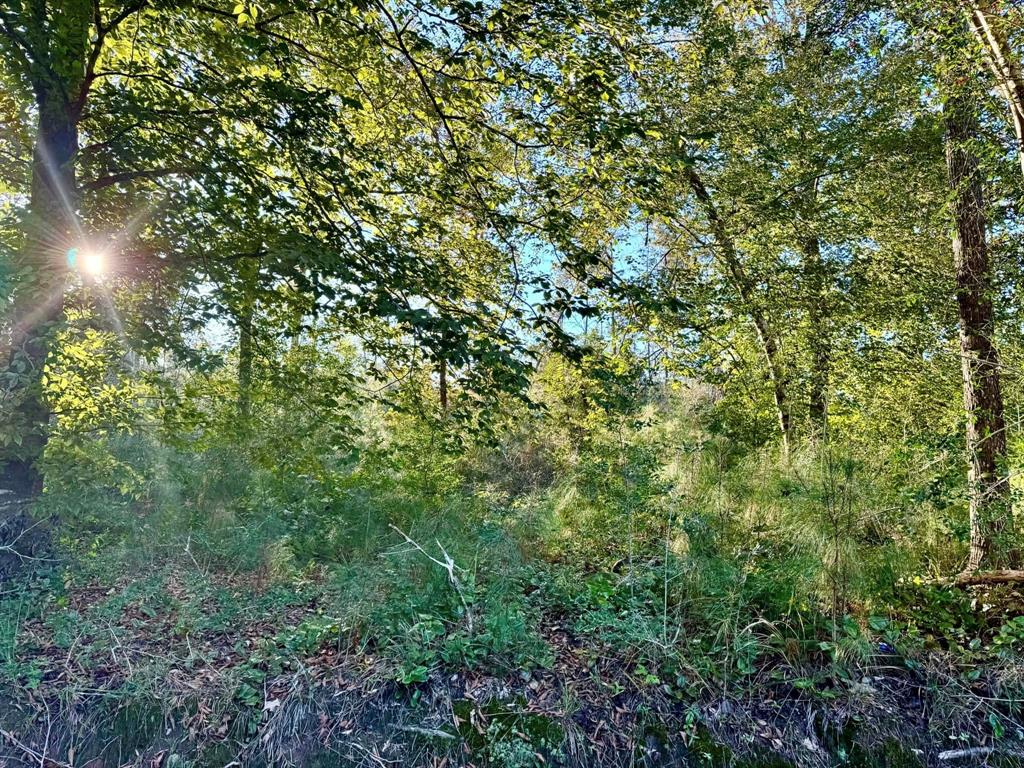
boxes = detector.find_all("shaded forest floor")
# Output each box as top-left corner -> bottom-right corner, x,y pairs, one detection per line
1,556 -> 1022,768
3,401 -> 1024,767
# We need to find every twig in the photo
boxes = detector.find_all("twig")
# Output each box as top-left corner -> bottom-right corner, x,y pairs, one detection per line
0,728 -> 72,767
927,570 -> 1024,586
938,746 -> 1024,760
396,724 -> 458,741
0,516 -> 55,563
40,699 -> 53,768
386,525 -> 474,634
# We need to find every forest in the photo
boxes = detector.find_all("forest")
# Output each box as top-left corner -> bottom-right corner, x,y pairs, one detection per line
1,0 -> 1023,765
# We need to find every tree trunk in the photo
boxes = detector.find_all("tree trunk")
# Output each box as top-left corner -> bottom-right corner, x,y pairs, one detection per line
964,0 -> 1024,180
803,234 -> 831,434
1,89 -> 78,494
944,81 -> 1014,573
237,305 -> 254,421
684,165 -> 793,455
438,358 -> 449,413
235,255 -> 262,422
753,316 -> 792,456
0,2 -> 90,495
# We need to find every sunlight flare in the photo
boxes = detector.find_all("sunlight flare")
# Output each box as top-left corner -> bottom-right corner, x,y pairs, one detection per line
67,246 -> 108,277
78,249 -> 106,276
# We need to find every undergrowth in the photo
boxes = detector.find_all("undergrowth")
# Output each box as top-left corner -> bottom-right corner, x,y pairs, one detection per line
1,373 -> 1022,766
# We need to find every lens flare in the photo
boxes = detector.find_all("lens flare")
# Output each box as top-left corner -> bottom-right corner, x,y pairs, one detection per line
78,249 -> 106,275
67,246 -> 108,276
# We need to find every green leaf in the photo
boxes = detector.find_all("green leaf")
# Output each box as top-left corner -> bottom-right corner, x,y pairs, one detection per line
868,616 -> 889,631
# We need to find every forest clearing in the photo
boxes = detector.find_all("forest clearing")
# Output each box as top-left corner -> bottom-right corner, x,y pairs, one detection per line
1,0 -> 1024,765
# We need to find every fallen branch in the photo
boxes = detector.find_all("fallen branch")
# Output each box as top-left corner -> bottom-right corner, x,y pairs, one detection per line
939,747 -> 994,761
386,525 -> 474,634
1,727 -> 72,768
396,724 -> 459,741
917,569 -> 1024,587
939,745 -> 1024,761
952,570 -> 1024,586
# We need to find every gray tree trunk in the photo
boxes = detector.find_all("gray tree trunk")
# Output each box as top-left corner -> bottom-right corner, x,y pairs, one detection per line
944,78 -> 1014,572
803,234 -> 830,434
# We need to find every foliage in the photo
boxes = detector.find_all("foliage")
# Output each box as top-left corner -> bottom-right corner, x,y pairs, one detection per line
1,0 -> 1024,764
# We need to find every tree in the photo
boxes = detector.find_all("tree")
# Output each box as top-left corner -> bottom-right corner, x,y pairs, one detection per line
941,42 -> 1014,572
962,0 -> 1024,179
0,1 -> 519,491
0,1 -> 95,492
681,162 -> 794,454
0,0 -> 666,495
634,0 -> 926,452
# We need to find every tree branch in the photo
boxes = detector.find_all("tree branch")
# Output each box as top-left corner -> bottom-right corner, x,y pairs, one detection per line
73,0 -> 147,118
0,9 -> 37,78
80,165 -> 198,191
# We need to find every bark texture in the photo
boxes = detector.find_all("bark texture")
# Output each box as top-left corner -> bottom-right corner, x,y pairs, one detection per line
0,1 -> 91,494
1,86 -> 79,493
803,233 -> 831,435
944,85 -> 1013,573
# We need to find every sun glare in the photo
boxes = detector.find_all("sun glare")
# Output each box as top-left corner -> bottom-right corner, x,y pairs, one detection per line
68,246 -> 107,276
78,250 -> 106,275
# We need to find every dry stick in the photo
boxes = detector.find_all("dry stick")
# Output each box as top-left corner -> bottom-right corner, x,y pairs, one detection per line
387,525 -> 474,634
396,725 -> 458,741
40,699 -> 53,768
939,746 -> 1024,761
950,569 -> 1024,586
922,568 -> 1024,586
0,728 -> 72,768
0,517 -> 56,563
